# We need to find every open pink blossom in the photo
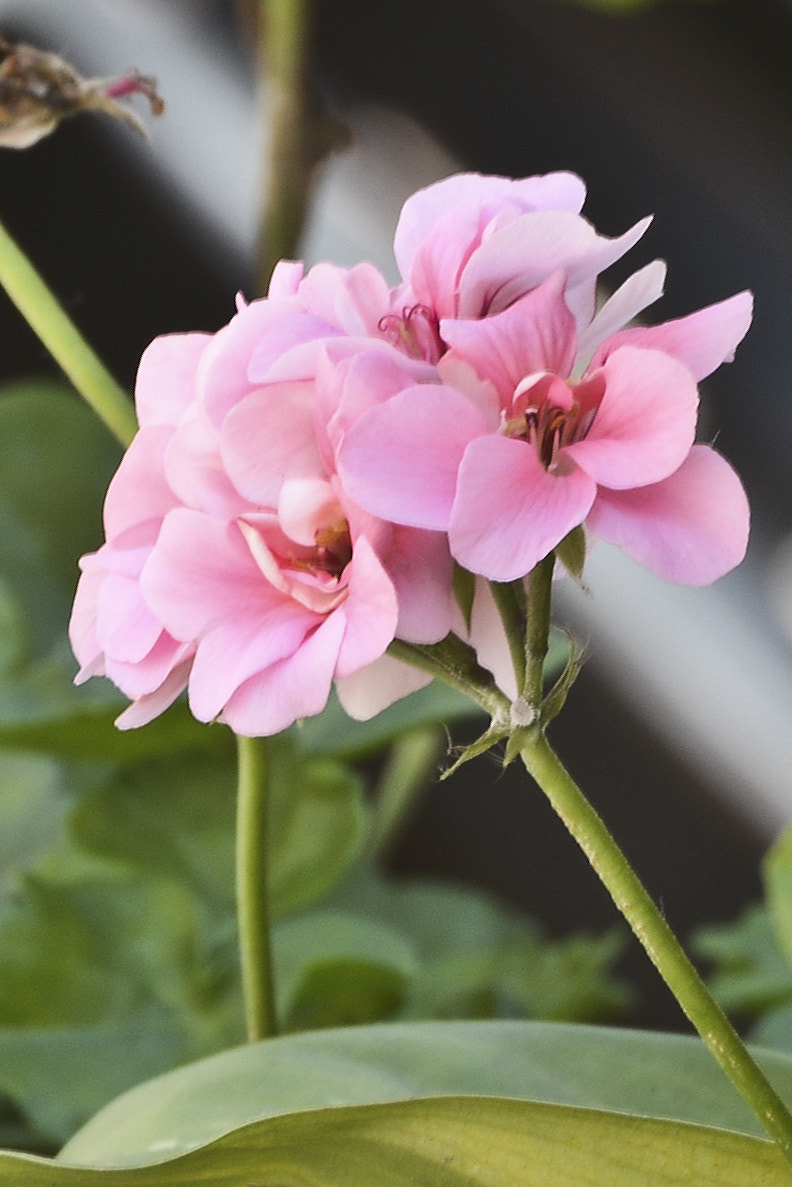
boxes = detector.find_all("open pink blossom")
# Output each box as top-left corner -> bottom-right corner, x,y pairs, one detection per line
71,266 -> 454,735
340,266 -> 752,585
380,170 -> 653,364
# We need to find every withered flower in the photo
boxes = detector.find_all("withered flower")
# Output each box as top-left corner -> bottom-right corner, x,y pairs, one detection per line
0,35 -> 164,148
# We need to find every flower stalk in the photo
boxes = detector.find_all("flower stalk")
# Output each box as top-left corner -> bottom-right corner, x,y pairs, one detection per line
235,734 -> 278,1042
0,216 -> 136,447
510,549 -> 792,1165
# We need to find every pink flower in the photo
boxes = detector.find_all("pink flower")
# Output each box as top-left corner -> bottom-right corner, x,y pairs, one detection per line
380,171 -> 652,363
71,266 -> 455,735
340,264 -> 752,586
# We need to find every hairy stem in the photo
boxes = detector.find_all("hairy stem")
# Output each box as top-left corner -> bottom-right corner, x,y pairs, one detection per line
520,730 -> 792,1165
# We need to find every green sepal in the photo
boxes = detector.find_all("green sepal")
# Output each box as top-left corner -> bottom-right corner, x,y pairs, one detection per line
452,563 -> 476,633
541,634 -> 585,725
555,525 -> 587,582
439,723 -> 510,781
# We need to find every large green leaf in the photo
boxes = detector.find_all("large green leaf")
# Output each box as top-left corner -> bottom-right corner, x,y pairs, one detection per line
59,1021 -> 792,1168
0,1098 -> 776,1184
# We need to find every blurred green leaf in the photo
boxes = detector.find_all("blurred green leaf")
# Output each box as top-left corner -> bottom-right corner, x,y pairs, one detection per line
693,904 -> 792,1020
0,381 -> 120,656
58,1021 -> 792,1175
275,911 -> 417,1030
327,871 -> 631,1022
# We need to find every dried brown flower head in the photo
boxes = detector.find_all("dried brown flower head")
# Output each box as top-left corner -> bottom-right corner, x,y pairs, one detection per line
0,35 -> 164,148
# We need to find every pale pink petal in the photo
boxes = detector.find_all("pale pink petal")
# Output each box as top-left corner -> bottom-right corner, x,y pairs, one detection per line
115,659 -> 193,729
335,652 -> 433,720
220,612 -> 346,735
103,428 -> 178,539
141,510 -> 272,641
565,347 -> 699,489
574,260 -> 667,368
300,261 -> 391,337
458,212 -> 651,320
221,381 -> 322,506
105,634 -> 193,700
197,298 -> 298,427
393,171 -> 586,278
95,572 -> 162,663
592,290 -> 753,382
386,526 -> 454,644
278,477 -> 339,546
267,260 -> 304,299
332,536 -> 398,679
339,384 -> 489,530
586,444 -> 750,585
469,577 -> 520,700
440,272 -> 577,393
135,333 -> 210,428
247,311 -> 343,383
449,435 -> 596,581
187,602 -> 318,722
165,405 -> 247,521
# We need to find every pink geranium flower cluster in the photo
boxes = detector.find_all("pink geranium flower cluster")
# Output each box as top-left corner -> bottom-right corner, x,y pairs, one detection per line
70,171 -> 751,735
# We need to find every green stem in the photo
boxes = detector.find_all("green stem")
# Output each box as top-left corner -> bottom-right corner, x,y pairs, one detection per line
488,579 -> 528,693
0,216 -> 136,447
236,734 -> 277,1042
522,552 -> 555,709
257,0 -> 343,291
520,730 -> 792,1165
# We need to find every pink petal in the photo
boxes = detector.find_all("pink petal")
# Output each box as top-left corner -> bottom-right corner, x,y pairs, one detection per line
142,510 -> 273,641
339,384 -> 490,530
592,290 -> 753,382
385,526 -> 454,644
115,659 -> 193,729
105,634 -> 194,700
440,272 -> 577,394
449,435 -> 596,581
247,310 -> 343,383
458,211 -> 651,320
267,260 -> 303,298
221,381 -> 322,506
186,601 -> 318,722
95,572 -> 162,663
565,346 -> 699,489
393,171 -> 586,278
586,444 -> 750,585
300,261 -> 392,337
135,333 -> 210,428
165,405 -> 247,521
334,535 -> 399,678
219,612 -> 346,735
197,298 -> 298,427
103,427 -> 178,539
336,652 -> 433,720
574,260 -> 667,368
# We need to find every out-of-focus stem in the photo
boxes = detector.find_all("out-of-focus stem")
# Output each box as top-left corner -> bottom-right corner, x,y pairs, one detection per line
0,216 -> 136,447
256,0 -> 344,291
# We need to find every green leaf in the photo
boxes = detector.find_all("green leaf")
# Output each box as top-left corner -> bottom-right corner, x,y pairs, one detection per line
0,381 -> 120,656
766,825 -> 792,972
55,1022 -> 792,1180
267,739 -> 368,917
274,911 -> 417,1030
693,904 -> 792,1019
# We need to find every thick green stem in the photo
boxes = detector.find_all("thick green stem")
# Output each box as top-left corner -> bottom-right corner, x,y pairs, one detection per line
0,216 -> 136,447
520,730 -> 792,1165
236,734 -> 277,1042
